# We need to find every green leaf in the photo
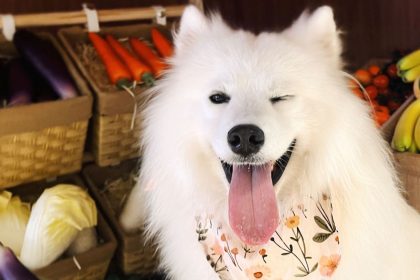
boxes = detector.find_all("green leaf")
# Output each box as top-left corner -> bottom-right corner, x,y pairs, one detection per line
297,266 -> 307,273
312,232 -> 332,243
305,256 -> 312,259
294,273 -> 308,277
281,252 -> 290,256
311,263 -> 319,272
314,216 -> 330,232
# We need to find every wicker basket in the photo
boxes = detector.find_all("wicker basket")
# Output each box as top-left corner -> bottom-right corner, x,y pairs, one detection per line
82,160 -> 158,275
382,95 -> 420,211
0,33 -> 92,188
58,24 -> 171,167
8,174 -> 117,280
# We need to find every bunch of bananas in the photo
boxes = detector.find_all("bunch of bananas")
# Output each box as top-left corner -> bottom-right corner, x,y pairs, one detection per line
392,49 -> 420,153
397,49 -> 420,83
391,98 -> 420,152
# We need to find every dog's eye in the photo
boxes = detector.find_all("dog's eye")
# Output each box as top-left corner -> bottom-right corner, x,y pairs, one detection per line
209,92 -> 230,104
270,95 -> 293,104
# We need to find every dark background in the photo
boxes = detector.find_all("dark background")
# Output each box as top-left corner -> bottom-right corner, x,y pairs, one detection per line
0,0 -> 419,68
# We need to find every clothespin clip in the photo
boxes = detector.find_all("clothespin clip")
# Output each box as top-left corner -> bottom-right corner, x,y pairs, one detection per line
82,3 -> 100,32
152,6 -> 167,26
1,14 -> 16,41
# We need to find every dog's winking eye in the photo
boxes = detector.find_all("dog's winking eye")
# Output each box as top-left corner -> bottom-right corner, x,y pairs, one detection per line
209,92 -> 230,104
270,95 -> 293,104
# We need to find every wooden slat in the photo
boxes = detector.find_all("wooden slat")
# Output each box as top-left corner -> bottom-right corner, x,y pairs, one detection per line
0,5 -> 186,28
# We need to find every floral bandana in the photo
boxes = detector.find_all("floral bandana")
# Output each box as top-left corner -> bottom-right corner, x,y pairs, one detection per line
196,195 -> 341,280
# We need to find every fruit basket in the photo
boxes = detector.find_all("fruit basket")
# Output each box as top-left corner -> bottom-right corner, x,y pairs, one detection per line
3,174 -> 117,280
82,159 -> 158,275
352,57 -> 413,128
58,24 -> 172,167
0,33 -> 92,188
382,95 -> 420,211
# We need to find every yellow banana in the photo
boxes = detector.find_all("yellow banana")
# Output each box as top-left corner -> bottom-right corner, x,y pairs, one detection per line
398,49 -> 420,72
391,99 -> 420,151
401,64 -> 420,83
408,139 -> 418,153
415,115 -> 420,151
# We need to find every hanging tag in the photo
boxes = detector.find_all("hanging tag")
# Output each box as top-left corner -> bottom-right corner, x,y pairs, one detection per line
152,6 -> 167,26
82,3 -> 100,32
1,14 -> 15,41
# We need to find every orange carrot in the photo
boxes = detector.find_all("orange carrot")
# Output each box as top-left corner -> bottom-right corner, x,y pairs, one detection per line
88,32 -> 132,88
129,37 -> 167,77
150,27 -> 173,58
105,34 -> 154,86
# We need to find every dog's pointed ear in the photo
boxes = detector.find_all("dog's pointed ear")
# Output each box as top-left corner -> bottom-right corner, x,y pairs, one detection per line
285,6 -> 341,64
175,5 -> 208,51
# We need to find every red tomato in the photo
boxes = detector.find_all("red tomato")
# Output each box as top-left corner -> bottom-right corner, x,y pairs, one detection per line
373,74 -> 390,89
368,65 -> 381,76
365,85 -> 378,99
386,64 -> 398,78
354,69 -> 372,86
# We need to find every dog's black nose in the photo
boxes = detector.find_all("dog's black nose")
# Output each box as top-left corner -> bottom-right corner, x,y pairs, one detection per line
227,124 -> 265,156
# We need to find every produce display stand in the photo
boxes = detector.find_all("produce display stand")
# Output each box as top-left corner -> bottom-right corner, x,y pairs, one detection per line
0,2 -> 201,277
0,3 -> 201,168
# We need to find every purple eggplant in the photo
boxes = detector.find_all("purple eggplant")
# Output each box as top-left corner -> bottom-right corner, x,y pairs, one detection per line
7,58 -> 33,106
0,243 -> 38,280
13,29 -> 78,99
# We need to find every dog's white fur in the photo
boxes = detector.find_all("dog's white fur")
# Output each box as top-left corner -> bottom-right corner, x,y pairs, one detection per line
121,5 -> 420,279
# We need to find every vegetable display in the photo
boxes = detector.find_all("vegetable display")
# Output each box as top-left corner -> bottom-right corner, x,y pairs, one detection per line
106,34 -> 154,86
88,32 -> 133,89
20,184 -> 97,270
13,29 -> 78,99
151,27 -> 174,58
129,37 -> 166,77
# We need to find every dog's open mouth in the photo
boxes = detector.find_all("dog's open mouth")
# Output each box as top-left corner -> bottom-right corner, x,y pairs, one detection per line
223,139 -> 296,246
221,139 -> 296,185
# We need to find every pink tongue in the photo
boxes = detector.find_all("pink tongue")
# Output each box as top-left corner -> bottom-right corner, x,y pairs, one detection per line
228,164 -> 279,246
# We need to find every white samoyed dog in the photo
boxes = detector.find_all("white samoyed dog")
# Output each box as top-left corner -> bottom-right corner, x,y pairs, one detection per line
120,5 -> 420,280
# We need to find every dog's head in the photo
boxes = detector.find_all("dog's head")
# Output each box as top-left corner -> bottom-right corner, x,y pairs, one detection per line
149,6 -> 365,245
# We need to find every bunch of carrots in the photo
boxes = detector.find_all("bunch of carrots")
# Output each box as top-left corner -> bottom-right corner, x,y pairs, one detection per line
88,27 -> 173,90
